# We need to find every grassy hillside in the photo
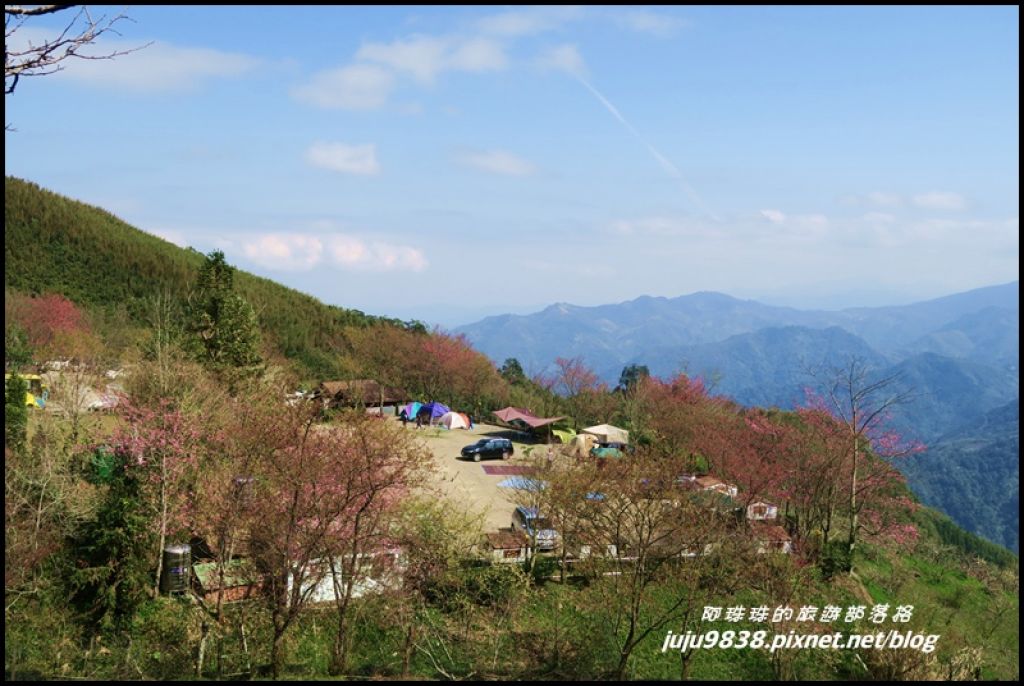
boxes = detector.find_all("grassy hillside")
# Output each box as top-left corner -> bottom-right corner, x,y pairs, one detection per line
4,176 -> 414,379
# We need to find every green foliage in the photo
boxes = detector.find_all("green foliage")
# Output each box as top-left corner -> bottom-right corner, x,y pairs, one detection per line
425,563 -> 529,611
185,250 -> 262,375
71,450 -> 156,631
5,372 -> 29,451
819,540 -> 853,580
4,321 -> 33,370
618,363 -> 650,391
500,357 -> 527,385
914,506 -> 1017,567
126,598 -> 202,679
901,400 -> 1019,553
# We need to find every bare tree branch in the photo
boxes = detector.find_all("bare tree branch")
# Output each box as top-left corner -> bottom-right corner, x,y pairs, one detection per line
5,5 -> 149,97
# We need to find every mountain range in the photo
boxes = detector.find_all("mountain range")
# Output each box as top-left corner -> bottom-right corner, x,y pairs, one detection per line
456,284 -> 1020,551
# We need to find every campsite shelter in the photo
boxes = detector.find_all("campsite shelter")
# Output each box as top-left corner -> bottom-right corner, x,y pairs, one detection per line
581,424 -> 630,445
318,379 -> 409,412
492,406 -> 566,442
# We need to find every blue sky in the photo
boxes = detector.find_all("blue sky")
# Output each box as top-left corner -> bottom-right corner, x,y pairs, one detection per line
5,5 -> 1019,326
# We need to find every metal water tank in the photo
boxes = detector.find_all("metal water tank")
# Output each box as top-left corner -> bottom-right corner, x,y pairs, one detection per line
161,543 -> 192,594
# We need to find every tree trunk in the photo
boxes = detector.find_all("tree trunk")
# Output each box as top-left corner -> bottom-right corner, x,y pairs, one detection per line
847,434 -> 859,562
195,621 -> 209,677
270,630 -> 286,679
402,621 -> 415,677
330,619 -> 350,676
155,458 -> 168,596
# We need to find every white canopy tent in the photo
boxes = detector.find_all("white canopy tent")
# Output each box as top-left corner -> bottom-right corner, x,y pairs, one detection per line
581,423 -> 629,444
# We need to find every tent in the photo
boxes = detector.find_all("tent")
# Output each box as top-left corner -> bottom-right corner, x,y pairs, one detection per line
569,433 -> 598,458
420,401 -> 451,419
439,411 -> 470,430
401,401 -> 423,420
581,423 -> 629,445
552,427 -> 576,444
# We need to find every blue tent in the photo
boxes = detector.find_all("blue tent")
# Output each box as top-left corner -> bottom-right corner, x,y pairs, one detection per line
421,401 -> 451,419
402,401 -> 423,419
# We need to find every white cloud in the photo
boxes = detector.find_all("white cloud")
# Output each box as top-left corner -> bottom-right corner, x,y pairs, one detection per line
842,190 -> 969,211
912,191 -> 968,211
456,149 -> 536,176
305,142 -> 381,176
327,236 -> 428,272
48,38 -> 259,93
292,64 -> 394,110
476,7 -> 584,36
612,210 -> 831,244
609,216 -> 720,239
535,43 -> 588,79
841,191 -> 904,208
615,10 -> 687,37
243,234 -> 324,271
356,35 -> 506,85
242,232 -> 427,272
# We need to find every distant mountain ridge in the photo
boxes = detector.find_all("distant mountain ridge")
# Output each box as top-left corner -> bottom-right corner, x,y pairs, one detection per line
456,282 -> 1019,377
456,282 -> 1020,550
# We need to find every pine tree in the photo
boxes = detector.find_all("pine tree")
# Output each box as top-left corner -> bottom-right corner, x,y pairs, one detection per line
185,251 -> 262,376
5,372 -> 29,452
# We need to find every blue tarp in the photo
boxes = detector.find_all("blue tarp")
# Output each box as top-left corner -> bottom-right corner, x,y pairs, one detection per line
421,401 -> 451,419
497,477 -> 548,491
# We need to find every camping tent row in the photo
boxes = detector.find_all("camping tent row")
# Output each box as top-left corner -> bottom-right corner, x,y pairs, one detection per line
400,401 -> 471,429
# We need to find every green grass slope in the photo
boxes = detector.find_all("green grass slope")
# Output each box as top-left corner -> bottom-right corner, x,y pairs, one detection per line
4,177 -> 410,379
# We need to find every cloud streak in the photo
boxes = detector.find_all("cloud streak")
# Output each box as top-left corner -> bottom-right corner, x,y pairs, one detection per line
305,141 -> 381,175
455,148 -> 536,176
29,34 -> 261,93
291,64 -> 394,110
540,44 -> 718,221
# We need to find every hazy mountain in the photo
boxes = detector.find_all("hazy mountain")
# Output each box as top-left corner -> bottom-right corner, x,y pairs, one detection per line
901,400 -> 1020,552
883,353 -> 1020,442
631,326 -> 892,410
901,306 -> 1019,365
456,283 -> 1020,550
455,282 -> 1020,379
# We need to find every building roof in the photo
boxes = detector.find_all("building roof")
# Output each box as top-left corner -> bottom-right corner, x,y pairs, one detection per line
752,523 -> 791,541
695,475 -> 735,491
318,379 -> 408,404
485,530 -> 529,550
193,559 -> 258,590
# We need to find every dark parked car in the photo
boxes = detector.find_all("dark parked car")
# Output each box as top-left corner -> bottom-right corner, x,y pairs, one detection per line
460,438 -> 514,462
